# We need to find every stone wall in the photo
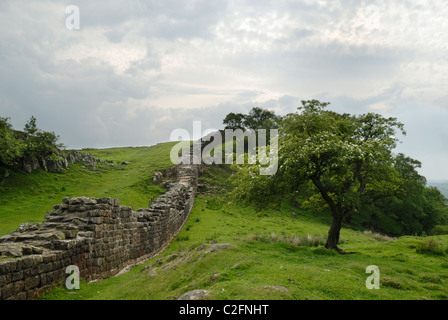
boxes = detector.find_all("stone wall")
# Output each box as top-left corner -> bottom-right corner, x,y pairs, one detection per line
0,155 -> 201,300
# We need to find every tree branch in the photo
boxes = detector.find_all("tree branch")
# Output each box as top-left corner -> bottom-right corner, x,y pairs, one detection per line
311,175 -> 339,216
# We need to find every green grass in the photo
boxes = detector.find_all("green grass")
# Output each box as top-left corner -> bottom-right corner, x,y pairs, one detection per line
38,165 -> 448,300
0,142 -> 177,236
2,146 -> 448,300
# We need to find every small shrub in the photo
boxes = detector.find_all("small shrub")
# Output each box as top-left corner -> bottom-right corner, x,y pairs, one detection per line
205,198 -> 223,210
416,238 -> 445,255
175,234 -> 190,242
432,225 -> 448,235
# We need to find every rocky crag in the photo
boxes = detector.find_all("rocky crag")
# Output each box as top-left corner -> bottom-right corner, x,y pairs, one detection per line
0,143 -> 203,300
20,150 -> 109,174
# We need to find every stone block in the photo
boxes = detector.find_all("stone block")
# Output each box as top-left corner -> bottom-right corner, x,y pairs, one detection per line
12,271 -> 23,282
21,256 -> 43,269
24,275 -> 40,290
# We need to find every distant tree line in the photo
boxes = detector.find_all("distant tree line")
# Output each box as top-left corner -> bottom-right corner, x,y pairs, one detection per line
0,116 -> 64,168
223,107 -> 282,131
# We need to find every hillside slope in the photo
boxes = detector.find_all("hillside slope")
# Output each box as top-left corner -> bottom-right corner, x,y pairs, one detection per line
0,142 -> 177,236
39,164 -> 448,300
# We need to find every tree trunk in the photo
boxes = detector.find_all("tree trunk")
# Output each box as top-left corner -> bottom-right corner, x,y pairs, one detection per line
310,176 -> 355,254
325,213 -> 342,251
325,211 -> 354,255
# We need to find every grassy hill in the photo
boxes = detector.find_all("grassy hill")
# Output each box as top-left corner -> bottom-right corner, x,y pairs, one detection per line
0,142 -> 177,236
1,144 -> 448,300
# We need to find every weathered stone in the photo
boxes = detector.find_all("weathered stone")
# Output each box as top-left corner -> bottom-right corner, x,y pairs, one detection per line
68,198 -> 82,205
0,139 -> 205,300
24,275 -> 40,290
1,283 -> 15,300
178,290 -> 210,300
0,274 -> 9,287
262,285 -> 289,292
197,243 -> 237,261
16,223 -> 40,233
12,271 -> 23,282
83,198 -> 97,205
22,158 -> 40,174
21,245 -> 43,256
14,234 -> 37,242
21,255 -> 43,269
0,244 -> 23,257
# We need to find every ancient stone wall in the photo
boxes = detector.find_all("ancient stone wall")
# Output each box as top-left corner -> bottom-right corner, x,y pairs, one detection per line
0,158 -> 201,300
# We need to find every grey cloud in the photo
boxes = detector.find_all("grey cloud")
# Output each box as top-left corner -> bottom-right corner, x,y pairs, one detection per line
0,0 -> 447,180
71,0 -> 230,41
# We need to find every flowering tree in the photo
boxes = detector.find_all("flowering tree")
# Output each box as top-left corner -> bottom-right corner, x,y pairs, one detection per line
231,100 -> 407,254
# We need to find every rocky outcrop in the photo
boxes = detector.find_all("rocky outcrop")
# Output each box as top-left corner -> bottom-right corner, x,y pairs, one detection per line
19,150 -> 108,174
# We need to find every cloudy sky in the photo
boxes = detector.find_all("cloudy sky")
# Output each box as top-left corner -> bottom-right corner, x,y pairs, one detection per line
0,0 -> 447,180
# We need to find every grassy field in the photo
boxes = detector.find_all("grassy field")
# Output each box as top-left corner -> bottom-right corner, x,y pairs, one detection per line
0,142 -> 177,236
1,143 -> 448,300
37,164 -> 448,300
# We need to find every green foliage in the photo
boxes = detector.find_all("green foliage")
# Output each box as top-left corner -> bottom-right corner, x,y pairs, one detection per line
231,100 -> 409,251
432,225 -> 448,235
22,116 -> 65,160
205,198 -> 223,210
243,107 -> 282,130
223,112 -> 246,130
353,156 -> 448,236
23,115 -> 38,136
0,117 -> 26,166
416,238 -> 446,256
223,107 -> 281,131
230,99 -> 448,250
0,116 -> 65,169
